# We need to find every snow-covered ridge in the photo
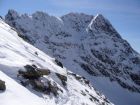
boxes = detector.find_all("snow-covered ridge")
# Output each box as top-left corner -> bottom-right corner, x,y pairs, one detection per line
4,10 -> 140,105
0,17 -> 114,105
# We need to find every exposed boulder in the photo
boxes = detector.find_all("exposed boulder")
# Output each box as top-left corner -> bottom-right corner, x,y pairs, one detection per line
18,64 -> 62,96
46,81 -> 62,96
37,68 -> 51,76
55,59 -> 63,68
0,79 -> 6,91
18,65 -> 51,80
56,73 -> 67,86
30,80 -> 46,92
18,66 -> 41,80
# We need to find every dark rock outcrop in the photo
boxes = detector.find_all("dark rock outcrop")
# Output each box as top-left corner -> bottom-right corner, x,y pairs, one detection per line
0,79 -> 6,91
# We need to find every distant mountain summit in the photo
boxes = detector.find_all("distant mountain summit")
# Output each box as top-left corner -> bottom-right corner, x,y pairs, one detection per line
5,10 -> 140,105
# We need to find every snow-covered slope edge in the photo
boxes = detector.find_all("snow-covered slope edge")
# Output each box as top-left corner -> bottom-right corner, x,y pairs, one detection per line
0,17 -> 114,105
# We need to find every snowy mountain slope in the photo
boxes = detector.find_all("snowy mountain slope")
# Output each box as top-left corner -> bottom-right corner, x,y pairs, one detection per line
5,10 -> 140,105
0,18 -> 114,105
0,71 -> 47,105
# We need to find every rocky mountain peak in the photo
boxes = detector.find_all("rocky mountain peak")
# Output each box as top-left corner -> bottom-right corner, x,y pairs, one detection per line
4,10 -> 140,105
88,14 -> 120,38
61,12 -> 93,32
5,9 -> 19,21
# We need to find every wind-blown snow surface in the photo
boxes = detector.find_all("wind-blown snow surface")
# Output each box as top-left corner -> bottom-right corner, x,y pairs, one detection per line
0,18 -> 114,105
5,10 -> 140,105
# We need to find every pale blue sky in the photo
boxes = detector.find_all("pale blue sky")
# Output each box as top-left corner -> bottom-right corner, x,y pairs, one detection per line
0,0 -> 140,52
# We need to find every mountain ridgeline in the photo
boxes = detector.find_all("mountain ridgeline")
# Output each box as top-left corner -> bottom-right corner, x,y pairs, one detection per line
4,10 -> 140,105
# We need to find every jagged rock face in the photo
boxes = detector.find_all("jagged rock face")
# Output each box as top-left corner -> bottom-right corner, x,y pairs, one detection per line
5,10 -> 140,93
